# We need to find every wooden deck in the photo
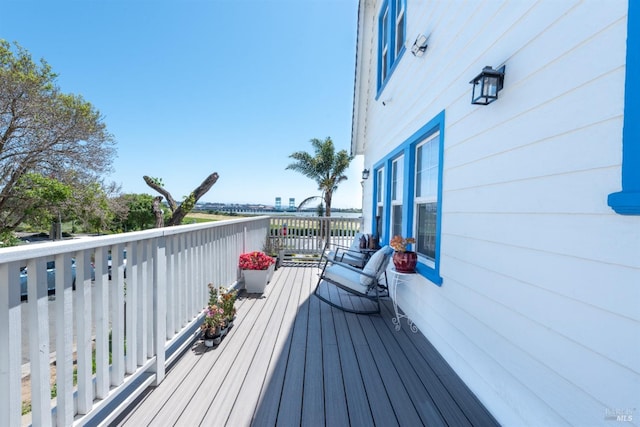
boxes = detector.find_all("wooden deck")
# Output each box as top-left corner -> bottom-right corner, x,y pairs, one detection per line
115,264 -> 500,427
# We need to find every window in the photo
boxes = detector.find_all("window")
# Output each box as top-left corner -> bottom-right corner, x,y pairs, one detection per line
377,0 -> 406,93
414,133 -> 439,261
371,111 -> 445,285
391,156 -> 403,238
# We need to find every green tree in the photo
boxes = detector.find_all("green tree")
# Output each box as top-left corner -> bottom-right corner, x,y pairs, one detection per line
112,193 -> 156,231
0,40 -> 116,234
11,172 -> 73,231
286,137 -> 353,217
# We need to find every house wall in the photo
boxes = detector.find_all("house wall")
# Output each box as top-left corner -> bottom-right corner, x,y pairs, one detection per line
355,1 -> 639,425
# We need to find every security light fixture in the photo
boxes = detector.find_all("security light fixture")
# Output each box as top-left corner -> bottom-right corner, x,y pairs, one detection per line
469,65 -> 506,105
362,169 -> 370,180
411,34 -> 428,57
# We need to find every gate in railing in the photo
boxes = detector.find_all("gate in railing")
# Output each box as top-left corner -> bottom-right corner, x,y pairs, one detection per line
267,216 -> 362,263
0,217 -> 269,427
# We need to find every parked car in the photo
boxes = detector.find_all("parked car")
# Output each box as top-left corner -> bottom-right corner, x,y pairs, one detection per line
107,249 -> 127,280
19,259 -> 77,300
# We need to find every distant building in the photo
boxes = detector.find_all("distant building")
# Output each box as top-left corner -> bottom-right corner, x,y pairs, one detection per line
288,198 -> 295,211
275,197 -> 282,210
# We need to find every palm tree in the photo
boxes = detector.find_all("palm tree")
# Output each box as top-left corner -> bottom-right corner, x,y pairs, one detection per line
286,137 -> 353,217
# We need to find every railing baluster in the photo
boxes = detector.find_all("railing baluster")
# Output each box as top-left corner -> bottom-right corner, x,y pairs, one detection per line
126,242 -> 138,374
0,261 -> 22,426
137,241 -> 148,365
146,240 -> 155,358
76,250 -> 93,414
152,237 -> 166,385
55,253 -> 74,425
95,246 -> 110,399
110,243 -> 125,386
27,258 -> 51,426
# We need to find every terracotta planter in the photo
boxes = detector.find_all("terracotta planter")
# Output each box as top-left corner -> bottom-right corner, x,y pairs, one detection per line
392,251 -> 417,273
243,269 -> 269,293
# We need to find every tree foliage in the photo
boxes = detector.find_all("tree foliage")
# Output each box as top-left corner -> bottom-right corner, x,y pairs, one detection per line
0,40 -> 116,233
110,193 -> 157,232
286,137 -> 353,217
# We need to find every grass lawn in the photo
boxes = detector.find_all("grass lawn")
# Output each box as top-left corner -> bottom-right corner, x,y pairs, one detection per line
184,212 -> 250,223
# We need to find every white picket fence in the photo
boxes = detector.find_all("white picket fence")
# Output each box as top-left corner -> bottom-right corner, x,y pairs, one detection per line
0,216 -> 269,426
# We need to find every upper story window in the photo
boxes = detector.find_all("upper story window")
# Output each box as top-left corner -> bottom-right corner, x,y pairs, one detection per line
377,0 -> 406,94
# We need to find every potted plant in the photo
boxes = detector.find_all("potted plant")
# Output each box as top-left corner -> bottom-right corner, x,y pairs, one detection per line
219,286 -> 238,328
239,251 -> 276,294
389,235 -> 417,273
202,304 -> 225,347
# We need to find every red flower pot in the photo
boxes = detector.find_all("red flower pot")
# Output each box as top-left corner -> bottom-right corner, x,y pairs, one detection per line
392,251 -> 417,273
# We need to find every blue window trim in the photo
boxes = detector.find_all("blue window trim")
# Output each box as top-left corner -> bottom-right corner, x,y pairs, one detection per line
608,0 -> 640,215
376,0 -> 407,98
372,110 -> 445,286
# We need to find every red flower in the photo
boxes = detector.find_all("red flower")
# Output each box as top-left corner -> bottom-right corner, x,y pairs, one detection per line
239,251 -> 275,270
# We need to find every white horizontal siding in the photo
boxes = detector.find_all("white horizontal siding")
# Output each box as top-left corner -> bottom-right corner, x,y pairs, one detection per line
358,0 -> 639,425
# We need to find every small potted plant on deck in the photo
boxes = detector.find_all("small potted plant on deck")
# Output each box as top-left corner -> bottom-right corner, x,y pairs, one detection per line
219,286 -> 238,328
389,235 -> 417,273
239,251 -> 276,294
202,303 -> 225,347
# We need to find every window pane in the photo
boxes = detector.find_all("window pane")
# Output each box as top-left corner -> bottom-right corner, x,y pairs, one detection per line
376,206 -> 384,241
416,137 -> 438,199
392,204 -> 403,237
392,158 -> 403,201
382,50 -> 388,80
376,169 -> 383,203
395,10 -> 405,54
416,203 -> 437,259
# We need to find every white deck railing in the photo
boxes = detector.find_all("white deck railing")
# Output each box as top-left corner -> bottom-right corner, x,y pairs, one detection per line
0,216 -> 270,427
267,216 -> 362,256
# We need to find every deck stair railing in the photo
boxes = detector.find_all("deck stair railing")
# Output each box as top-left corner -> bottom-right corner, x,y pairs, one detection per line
0,216 -> 269,427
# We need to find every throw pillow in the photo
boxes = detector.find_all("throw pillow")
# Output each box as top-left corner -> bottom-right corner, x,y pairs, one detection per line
360,245 -> 391,286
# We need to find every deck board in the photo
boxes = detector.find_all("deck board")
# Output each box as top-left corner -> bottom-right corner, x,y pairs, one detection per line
116,265 -> 500,427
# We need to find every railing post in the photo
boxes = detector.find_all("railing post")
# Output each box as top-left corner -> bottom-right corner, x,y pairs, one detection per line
0,262 -> 22,427
153,236 -> 167,385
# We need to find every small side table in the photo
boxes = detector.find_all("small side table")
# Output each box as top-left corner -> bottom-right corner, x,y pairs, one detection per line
390,268 -> 418,333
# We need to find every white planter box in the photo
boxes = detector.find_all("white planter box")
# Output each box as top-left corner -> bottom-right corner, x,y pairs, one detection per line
243,269 -> 269,294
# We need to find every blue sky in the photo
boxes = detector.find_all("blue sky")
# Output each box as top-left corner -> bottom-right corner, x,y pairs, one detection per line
2,0 -> 363,209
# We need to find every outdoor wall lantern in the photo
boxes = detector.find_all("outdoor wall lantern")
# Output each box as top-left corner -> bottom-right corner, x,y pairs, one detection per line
362,169 -> 370,180
411,34 -> 428,57
469,65 -> 506,105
